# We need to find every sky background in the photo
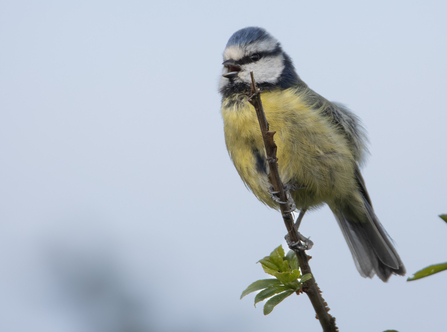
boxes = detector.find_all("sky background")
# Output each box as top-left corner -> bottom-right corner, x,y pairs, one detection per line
1,1 -> 446,331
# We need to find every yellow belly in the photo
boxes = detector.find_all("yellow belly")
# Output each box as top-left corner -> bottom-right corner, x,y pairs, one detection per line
221,88 -> 357,209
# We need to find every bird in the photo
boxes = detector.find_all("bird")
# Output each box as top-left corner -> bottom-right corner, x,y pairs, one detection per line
218,27 -> 405,282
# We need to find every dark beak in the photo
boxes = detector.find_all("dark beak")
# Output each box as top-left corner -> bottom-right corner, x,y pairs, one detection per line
222,59 -> 241,78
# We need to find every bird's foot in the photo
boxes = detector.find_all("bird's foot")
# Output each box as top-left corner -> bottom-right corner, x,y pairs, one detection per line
268,185 -> 297,213
285,232 -> 314,251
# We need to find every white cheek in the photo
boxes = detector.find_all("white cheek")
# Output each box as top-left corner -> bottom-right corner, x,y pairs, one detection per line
238,55 -> 285,84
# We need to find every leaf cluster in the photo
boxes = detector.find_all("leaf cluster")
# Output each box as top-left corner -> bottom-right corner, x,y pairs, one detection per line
240,245 -> 312,315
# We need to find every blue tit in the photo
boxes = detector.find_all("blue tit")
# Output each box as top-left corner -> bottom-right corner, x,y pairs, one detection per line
218,27 -> 405,282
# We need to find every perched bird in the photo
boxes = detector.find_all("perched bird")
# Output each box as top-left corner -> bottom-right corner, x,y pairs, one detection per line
219,27 -> 405,282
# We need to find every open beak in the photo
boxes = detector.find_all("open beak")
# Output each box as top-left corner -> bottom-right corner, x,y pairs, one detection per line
222,59 -> 241,78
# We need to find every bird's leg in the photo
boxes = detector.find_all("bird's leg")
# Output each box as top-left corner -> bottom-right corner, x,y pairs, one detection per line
285,184 -> 306,191
285,208 -> 314,250
268,184 -> 313,250
294,208 -> 307,232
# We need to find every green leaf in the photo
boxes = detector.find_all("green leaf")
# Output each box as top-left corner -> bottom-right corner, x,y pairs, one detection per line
285,250 -> 299,270
279,259 -> 291,272
275,272 -> 293,284
407,262 -> 447,281
439,214 -> 447,223
290,269 -> 301,281
263,290 -> 294,315
258,256 -> 280,272
260,264 -> 281,278
254,285 -> 289,306
259,246 -> 291,274
273,245 -> 285,259
269,246 -> 289,272
273,270 -> 302,286
300,273 -> 313,283
259,258 -> 288,276
383,330 -> 399,332
240,279 -> 282,299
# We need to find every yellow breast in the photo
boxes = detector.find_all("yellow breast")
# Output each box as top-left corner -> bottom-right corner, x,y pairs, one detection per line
221,88 -> 356,209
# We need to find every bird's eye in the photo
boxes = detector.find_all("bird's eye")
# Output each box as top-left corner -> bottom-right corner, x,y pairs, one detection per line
250,53 -> 261,62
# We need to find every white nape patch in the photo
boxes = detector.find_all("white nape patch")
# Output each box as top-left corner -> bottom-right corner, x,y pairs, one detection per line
238,54 -> 285,84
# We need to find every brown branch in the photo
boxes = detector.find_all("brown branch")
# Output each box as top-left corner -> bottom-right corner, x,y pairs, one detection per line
248,72 -> 338,332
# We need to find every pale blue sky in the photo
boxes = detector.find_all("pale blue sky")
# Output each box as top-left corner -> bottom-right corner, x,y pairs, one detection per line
1,1 -> 446,331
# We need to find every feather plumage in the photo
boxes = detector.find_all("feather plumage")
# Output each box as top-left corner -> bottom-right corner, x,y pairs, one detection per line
219,27 -> 405,281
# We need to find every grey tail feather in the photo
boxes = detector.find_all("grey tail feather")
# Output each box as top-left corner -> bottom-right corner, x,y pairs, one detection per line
330,169 -> 406,282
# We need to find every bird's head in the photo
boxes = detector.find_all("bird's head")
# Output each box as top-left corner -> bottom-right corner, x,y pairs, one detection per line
219,27 -> 300,97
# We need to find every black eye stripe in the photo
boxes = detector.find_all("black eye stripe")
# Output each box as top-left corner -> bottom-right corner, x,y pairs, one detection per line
235,45 -> 282,65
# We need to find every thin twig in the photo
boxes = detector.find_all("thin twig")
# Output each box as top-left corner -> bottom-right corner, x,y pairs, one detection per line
248,72 -> 338,332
